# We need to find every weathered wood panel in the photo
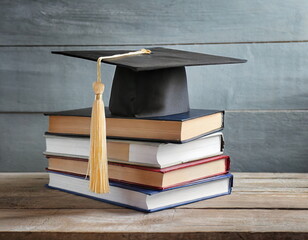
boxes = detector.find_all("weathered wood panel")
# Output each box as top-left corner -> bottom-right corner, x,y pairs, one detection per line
1,43 -> 308,112
224,111 -> 308,172
1,0 -> 308,45
0,111 -> 307,172
1,173 -> 307,239
235,172 -> 308,179
1,209 -> 308,233
0,114 -> 47,172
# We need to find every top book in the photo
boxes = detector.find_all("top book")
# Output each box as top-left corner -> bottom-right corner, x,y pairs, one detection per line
45,107 -> 224,143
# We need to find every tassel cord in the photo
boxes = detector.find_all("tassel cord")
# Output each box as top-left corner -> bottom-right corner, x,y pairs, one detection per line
88,49 -> 151,194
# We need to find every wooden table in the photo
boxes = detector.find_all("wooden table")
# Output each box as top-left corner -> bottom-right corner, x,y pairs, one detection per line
0,173 -> 307,240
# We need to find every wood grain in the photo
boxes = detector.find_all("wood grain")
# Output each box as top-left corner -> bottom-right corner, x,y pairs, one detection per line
1,208 -> 308,232
0,114 -> 47,172
1,173 -> 307,239
224,111 -> 308,172
1,0 -> 308,45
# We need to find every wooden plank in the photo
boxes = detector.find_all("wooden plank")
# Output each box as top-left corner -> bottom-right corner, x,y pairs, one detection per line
0,172 -> 48,179
234,188 -> 308,193
234,178 -> 308,188
0,114 -> 47,172
0,47 -> 109,112
224,111 -> 308,173
234,172 -> 308,179
0,173 -> 307,209
0,209 -> 307,233
181,192 -> 308,209
0,111 -> 307,172
1,0 -> 308,45
1,43 -> 308,112
1,173 -> 307,239
0,172 -> 118,209
1,187 -> 307,209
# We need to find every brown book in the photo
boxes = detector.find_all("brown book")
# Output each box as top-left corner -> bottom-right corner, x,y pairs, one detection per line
46,155 -> 230,189
45,107 -> 224,143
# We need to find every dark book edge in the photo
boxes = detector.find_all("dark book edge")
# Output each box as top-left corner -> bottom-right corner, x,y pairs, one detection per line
44,127 -> 224,144
44,107 -> 224,122
220,134 -> 225,153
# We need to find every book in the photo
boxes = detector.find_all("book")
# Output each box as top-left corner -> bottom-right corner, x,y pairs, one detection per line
46,155 -> 230,189
45,107 -> 224,143
47,170 -> 233,212
45,132 -> 224,168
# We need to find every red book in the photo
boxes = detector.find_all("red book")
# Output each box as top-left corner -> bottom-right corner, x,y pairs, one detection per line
46,155 -> 230,190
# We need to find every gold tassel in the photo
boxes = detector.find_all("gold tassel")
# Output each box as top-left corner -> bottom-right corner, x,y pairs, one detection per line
89,57 -> 109,193
89,49 -> 151,194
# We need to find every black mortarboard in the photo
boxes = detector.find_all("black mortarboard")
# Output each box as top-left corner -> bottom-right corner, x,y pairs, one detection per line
52,47 -> 246,117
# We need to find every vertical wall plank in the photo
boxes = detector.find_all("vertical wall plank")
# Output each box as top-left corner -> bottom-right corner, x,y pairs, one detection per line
1,0 -> 308,45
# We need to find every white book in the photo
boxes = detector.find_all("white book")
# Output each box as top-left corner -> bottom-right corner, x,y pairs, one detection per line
45,132 -> 224,168
47,171 -> 232,212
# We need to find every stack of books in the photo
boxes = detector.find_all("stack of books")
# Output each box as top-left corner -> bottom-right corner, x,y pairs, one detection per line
44,107 -> 233,212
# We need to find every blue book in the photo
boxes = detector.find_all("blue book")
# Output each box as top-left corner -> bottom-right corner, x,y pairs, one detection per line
47,170 -> 233,212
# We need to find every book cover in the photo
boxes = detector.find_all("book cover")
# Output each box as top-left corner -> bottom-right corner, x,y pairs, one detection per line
44,132 -> 224,168
47,170 -> 233,212
45,108 -> 224,143
46,155 -> 230,189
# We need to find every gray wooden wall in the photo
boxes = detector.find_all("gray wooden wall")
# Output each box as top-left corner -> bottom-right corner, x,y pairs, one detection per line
0,0 -> 307,172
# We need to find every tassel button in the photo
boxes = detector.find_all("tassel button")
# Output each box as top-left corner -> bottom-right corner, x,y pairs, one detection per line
93,82 -> 105,95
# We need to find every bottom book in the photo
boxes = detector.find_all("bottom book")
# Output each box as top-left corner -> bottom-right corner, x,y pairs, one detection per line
47,171 -> 233,212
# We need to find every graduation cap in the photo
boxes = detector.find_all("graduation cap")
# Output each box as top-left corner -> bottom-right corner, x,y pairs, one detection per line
52,47 -> 246,194
53,47 -> 246,117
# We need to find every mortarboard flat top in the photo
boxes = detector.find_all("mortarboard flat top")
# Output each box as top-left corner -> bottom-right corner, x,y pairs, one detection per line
52,47 -> 247,72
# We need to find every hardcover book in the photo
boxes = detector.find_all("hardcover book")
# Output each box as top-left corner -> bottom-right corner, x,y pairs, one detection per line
47,170 -> 233,212
45,108 -> 224,143
45,132 -> 224,168
46,155 -> 230,189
